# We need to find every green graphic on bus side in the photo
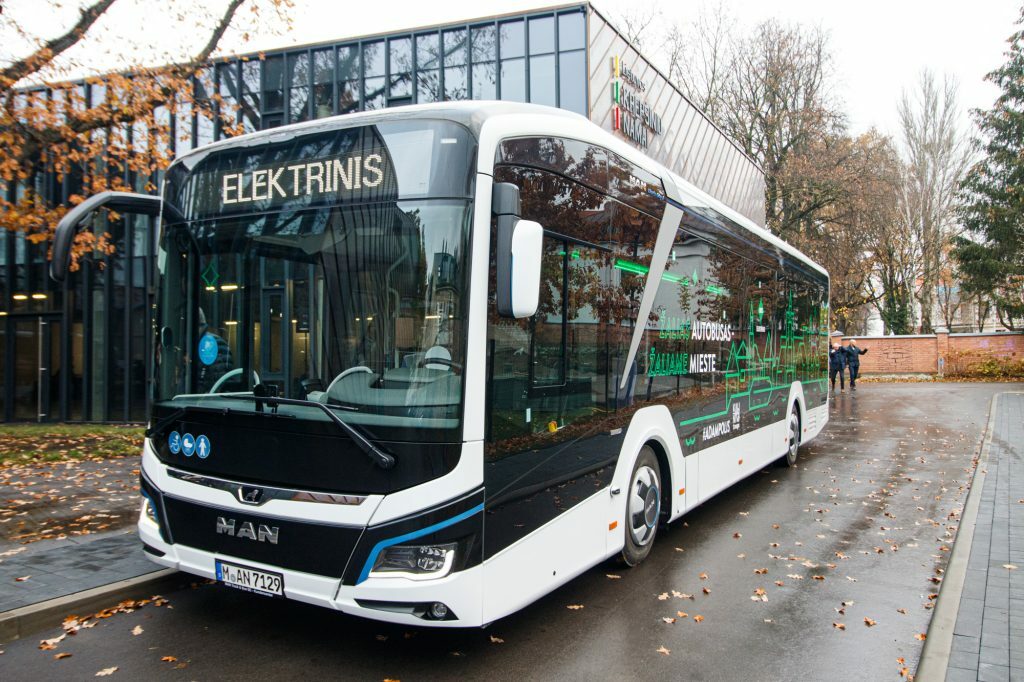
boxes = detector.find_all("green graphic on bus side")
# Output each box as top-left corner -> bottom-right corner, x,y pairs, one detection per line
678,292 -> 826,429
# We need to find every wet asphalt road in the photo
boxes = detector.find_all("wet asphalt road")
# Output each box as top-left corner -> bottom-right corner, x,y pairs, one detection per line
2,382 -> 1018,681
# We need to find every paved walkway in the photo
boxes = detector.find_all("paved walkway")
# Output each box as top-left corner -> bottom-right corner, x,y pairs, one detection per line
945,393 -> 1024,682
0,531 -> 158,613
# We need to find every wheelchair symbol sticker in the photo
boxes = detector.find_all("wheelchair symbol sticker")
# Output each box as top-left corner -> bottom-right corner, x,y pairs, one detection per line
168,431 -> 181,454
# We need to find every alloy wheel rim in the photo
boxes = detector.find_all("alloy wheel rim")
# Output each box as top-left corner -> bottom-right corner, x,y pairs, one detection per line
629,465 -> 660,547
789,413 -> 800,459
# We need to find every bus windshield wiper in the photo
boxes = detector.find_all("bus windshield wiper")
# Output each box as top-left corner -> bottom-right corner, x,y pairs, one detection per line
221,394 -> 396,470
146,407 -> 187,438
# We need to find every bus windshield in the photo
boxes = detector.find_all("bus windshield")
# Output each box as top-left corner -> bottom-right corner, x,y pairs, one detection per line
152,120 -> 475,443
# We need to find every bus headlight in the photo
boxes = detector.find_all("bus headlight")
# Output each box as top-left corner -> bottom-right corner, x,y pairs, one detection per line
369,543 -> 457,580
140,494 -> 159,527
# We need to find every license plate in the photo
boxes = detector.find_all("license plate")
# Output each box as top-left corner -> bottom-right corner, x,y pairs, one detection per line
215,559 -> 284,597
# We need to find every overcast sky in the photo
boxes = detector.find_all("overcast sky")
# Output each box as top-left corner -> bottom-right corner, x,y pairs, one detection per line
3,0 -> 1020,140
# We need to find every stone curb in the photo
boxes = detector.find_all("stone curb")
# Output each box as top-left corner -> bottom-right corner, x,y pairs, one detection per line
915,391 -> 1009,681
0,568 -> 184,643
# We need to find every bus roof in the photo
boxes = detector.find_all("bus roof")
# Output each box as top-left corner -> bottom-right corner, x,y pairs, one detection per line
171,101 -> 827,279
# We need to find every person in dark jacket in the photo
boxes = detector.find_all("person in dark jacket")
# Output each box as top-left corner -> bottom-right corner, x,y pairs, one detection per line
842,338 -> 869,391
829,333 -> 847,393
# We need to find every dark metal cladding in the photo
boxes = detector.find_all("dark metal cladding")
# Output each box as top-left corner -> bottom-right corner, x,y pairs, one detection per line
162,495 -> 362,578
341,488 -> 484,586
151,406 -> 460,496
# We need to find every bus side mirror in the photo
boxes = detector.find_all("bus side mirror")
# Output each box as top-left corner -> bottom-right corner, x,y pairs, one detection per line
497,218 -> 543,319
493,182 -> 542,319
50,191 -> 174,283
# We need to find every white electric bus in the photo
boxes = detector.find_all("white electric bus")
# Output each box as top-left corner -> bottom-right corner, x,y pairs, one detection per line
52,102 -> 829,627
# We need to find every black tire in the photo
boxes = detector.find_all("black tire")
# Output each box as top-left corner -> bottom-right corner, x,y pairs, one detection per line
621,446 -> 662,567
781,404 -> 801,467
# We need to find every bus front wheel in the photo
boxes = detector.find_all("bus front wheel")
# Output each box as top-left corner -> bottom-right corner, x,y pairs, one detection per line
782,405 -> 801,467
621,446 -> 662,567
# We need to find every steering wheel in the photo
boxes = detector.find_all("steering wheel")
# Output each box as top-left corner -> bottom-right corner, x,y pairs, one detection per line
418,357 -> 463,374
209,369 -> 261,394
324,366 -> 375,397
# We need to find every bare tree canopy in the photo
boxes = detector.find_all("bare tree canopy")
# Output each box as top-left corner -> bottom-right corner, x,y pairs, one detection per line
897,70 -> 971,333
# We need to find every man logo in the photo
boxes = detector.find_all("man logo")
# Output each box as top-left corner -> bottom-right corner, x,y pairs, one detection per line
238,486 -> 263,505
216,517 -> 279,544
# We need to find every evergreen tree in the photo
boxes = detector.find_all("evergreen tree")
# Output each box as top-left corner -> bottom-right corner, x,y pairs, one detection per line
954,8 -> 1024,330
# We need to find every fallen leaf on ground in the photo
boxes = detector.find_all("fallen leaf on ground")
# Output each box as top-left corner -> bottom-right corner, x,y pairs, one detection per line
897,608 -> 908,615
915,633 -> 927,641
15,576 -> 30,582
699,572 -> 708,580
566,604 -> 584,610
489,635 -> 504,644
733,532 -> 742,539
662,617 -> 676,624
693,615 -> 704,623
812,575 -> 825,581
95,668 -> 118,677
1002,564 -> 1017,570
161,656 -> 177,663
774,580 -> 784,586
131,625 -> 143,636
754,568 -> 768,575
606,574 -> 621,580
657,593 -> 669,600
54,653 -> 72,660
676,611 -> 688,618
657,645 -> 671,655
863,617 -> 877,627
833,622 -> 846,631
702,587 -> 711,595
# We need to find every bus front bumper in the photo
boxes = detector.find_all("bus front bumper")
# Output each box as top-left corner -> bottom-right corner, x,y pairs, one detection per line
138,518 -> 484,627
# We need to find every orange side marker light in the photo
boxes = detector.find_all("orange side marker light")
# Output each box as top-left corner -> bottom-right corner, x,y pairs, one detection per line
678,487 -> 685,495
609,521 -> 618,531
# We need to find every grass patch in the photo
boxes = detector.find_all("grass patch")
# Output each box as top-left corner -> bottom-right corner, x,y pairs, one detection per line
0,423 -> 144,466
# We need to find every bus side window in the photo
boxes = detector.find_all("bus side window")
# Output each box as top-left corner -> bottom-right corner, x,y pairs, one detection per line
486,165 -> 611,454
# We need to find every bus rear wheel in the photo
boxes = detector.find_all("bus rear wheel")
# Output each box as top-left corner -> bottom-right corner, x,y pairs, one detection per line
782,405 -> 801,467
622,447 -> 662,567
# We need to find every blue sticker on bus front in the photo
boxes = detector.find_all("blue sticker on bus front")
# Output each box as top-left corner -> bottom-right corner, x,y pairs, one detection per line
198,334 -> 218,366
168,431 -> 181,454
181,433 -> 196,457
196,434 -> 211,459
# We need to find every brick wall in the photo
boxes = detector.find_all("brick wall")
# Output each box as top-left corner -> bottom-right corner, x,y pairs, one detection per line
840,332 -> 1024,375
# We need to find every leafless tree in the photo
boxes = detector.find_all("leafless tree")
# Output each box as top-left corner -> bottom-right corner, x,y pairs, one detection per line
663,2 -> 734,122
609,4 -> 661,50
897,70 -> 971,333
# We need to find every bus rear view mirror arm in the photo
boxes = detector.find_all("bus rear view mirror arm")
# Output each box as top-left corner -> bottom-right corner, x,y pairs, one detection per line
50,191 -> 184,283
493,182 -> 542,319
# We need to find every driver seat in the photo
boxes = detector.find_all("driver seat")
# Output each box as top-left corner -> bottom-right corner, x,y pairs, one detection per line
423,346 -> 451,370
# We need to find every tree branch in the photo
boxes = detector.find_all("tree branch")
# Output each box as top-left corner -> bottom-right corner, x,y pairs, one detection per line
0,0 -> 120,89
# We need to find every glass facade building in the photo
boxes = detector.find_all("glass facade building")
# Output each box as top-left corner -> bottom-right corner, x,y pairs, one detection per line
0,3 -> 764,422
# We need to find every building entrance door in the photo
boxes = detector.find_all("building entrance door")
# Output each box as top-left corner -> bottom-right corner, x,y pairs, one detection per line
5,315 -> 61,422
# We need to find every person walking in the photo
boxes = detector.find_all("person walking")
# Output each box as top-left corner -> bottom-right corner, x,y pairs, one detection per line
829,331 -> 847,393
842,338 -> 869,391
